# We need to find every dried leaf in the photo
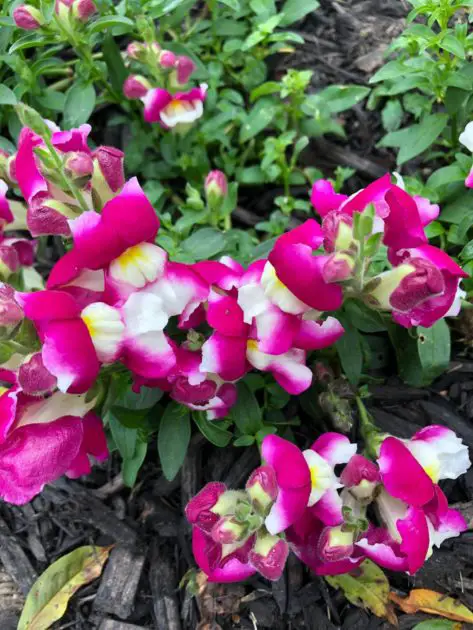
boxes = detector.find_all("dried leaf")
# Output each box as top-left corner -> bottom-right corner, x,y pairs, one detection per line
326,560 -> 397,624
18,545 -> 112,630
390,589 -> 473,623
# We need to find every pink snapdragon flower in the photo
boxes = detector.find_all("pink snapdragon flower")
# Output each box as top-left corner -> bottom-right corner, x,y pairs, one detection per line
0,180 -> 36,277
13,4 -> 43,30
0,375 -> 107,504
142,85 -> 207,129
55,0 -> 97,23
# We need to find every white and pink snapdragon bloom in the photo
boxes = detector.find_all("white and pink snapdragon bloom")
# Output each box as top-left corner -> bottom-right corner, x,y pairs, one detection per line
188,426 -> 470,582
0,180 -> 36,278
310,173 -> 467,328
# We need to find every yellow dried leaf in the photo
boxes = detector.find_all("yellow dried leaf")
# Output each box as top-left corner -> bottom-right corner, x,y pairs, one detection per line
18,545 -> 112,630
390,589 -> 473,623
326,559 -> 397,625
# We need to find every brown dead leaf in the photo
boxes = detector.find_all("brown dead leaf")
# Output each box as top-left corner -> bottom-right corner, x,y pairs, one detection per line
390,589 -> 473,623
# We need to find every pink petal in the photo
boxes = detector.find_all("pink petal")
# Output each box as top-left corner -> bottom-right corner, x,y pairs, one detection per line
15,128 -> 48,203
311,433 -> 357,467
193,260 -> 241,290
17,289 -> 81,321
253,306 -> 299,355
310,180 -> 348,217
52,124 -> 91,153
383,187 -> 427,251
262,435 -> 311,535
0,386 -> 19,443
0,180 -> 14,225
185,481 -> 227,533
269,244 -> 343,311
18,352 -> 57,396
142,88 -> 173,123
378,437 -> 434,506
274,219 -> 324,250
465,166 -> 473,189
174,86 -> 208,103
355,529 -> 408,572
293,317 -> 344,351
41,319 -> 100,393
398,506 -> 430,574
192,527 -> 256,582
27,197 -> 71,237
309,488 -> 344,526
0,416 -> 83,505
206,290 -> 248,337
341,173 -> 392,216
201,333 -> 248,382
414,195 -> 440,226
340,454 -> 380,487
123,331 -> 176,380
66,412 -> 108,478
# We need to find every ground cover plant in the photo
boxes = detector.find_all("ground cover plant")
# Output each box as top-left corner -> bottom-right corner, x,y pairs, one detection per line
0,0 -> 473,629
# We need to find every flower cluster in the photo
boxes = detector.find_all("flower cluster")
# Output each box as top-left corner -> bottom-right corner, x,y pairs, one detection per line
187,428 -> 470,581
0,115 -> 466,508
13,0 -> 97,30
123,41 -> 207,130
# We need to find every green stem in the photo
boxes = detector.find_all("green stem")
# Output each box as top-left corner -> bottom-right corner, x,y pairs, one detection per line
355,396 -> 381,459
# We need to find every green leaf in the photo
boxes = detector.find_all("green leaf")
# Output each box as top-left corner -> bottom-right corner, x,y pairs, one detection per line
343,299 -> 386,333
370,60 -> 410,83
9,33 -> 54,54
381,99 -> 403,132
250,0 -> 276,14
387,322 -> 425,387
417,319 -> 451,383
0,85 -> 17,106
250,81 -> 281,102
102,33 -> 128,96
218,0 -> 240,9
87,15 -> 135,33
413,621 -> 459,630
280,0 -> 319,26
237,166 -> 266,184
116,385 -> 163,410
234,435 -> 255,446
441,190 -> 473,224
380,113 -> 448,165
36,90 -> 65,112
441,33 -> 465,58
62,82 -> 96,129
158,402 -> 191,481
193,411 -> 232,446
335,313 -> 363,386
107,411 -> 137,459
18,546 -> 111,630
181,227 -> 227,260
230,382 -> 263,435
326,560 -> 395,622
427,164 -> 466,190
240,98 -> 278,143
251,236 -> 278,260
317,85 -> 370,114
122,439 -> 148,487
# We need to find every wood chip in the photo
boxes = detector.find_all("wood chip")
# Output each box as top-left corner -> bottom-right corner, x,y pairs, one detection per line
0,516 -> 37,595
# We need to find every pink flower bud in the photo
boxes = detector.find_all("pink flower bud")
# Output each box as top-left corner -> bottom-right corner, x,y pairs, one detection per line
64,151 -> 94,180
123,75 -> 151,99
91,146 -> 125,207
322,252 -> 355,284
248,533 -> 289,581
322,211 -> 353,253
171,376 -> 217,406
159,50 -> 177,68
18,352 -> 57,396
126,41 -> 146,60
366,259 -> 444,315
73,0 -> 96,21
211,516 -> 248,544
318,525 -> 354,563
0,283 -> 23,326
340,454 -> 380,501
205,170 -> 228,209
175,55 -> 196,84
13,5 -> 43,30
185,482 -> 227,533
0,246 -> 19,277
246,466 -> 278,514
6,156 -> 17,184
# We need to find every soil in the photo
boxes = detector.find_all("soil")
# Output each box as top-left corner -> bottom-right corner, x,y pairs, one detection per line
3,1 -> 473,629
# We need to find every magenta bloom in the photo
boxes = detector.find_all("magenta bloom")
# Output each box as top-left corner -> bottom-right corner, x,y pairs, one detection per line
13,4 -> 43,29
142,85 -> 207,128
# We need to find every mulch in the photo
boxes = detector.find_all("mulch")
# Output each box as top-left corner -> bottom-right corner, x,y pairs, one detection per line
3,1 -> 473,628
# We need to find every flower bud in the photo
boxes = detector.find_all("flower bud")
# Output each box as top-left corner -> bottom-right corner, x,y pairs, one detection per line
64,151 -> 94,183
246,466 -> 278,514
126,41 -> 146,61
123,75 -> 151,99
18,352 -> 57,396
340,454 -> 379,501
13,4 -> 43,30
211,516 -> 248,544
6,156 -> 17,184
15,104 -> 51,138
248,532 -> 289,581
365,259 -> 444,313
0,283 -> 23,327
185,482 -> 227,533
318,525 -> 354,563
72,0 -> 96,21
159,50 -> 177,68
205,170 -> 228,210
322,211 -> 353,253
0,246 -> 19,278
322,252 -> 355,284
91,146 -> 125,208
175,55 -> 196,84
